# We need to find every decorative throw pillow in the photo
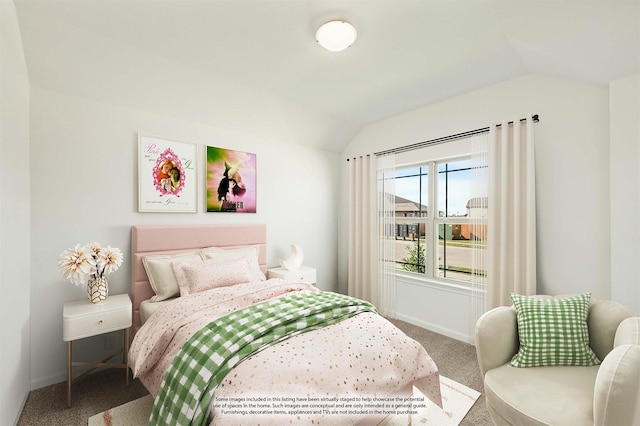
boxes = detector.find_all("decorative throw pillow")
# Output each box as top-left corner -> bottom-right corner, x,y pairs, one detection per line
201,245 -> 266,281
509,293 -> 601,367
172,256 -> 256,296
142,251 -> 204,302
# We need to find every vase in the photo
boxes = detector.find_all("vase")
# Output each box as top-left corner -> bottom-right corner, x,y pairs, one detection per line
87,275 -> 108,303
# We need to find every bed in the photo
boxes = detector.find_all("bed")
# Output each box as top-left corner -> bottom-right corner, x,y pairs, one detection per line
128,224 -> 441,425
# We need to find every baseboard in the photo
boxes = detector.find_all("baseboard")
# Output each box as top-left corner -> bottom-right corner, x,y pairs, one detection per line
11,388 -> 30,426
30,368 -> 67,391
395,313 -> 474,344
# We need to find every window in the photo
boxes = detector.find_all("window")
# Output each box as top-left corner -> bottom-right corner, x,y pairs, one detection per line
382,155 -> 487,286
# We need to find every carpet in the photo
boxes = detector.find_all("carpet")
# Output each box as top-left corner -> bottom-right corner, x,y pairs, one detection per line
88,376 -> 480,426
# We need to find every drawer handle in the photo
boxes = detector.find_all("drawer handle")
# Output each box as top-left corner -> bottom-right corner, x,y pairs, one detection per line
98,320 -> 103,325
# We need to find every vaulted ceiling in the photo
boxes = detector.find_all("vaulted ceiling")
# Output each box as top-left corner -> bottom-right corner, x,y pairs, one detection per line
14,0 -> 640,151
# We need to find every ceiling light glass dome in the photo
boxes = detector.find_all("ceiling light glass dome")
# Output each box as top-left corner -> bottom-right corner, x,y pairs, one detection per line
316,21 -> 357,52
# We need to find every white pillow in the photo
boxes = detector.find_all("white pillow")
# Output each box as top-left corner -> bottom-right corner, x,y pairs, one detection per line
201,245 -> 266,281
142,251 -> 203,302
172,257 -> 256,295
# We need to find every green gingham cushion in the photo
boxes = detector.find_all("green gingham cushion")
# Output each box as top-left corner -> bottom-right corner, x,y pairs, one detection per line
509,293 -> 600,368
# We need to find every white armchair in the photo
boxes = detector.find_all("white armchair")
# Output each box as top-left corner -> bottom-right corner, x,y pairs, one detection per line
475,296 -> 639,426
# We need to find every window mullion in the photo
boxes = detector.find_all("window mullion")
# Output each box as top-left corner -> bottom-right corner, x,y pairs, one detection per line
426,161 -> 437,278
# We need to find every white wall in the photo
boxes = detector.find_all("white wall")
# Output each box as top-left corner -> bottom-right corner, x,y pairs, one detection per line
339,74 -> 612,341
28,87 -> 340,389
610,73 -> 640,313
0,1 -> 31,423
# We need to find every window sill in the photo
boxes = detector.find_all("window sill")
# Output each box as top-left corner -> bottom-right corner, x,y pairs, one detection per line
395,271 -> 486,296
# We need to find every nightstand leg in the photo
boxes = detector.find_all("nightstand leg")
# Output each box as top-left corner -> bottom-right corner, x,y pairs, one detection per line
123,328 -> 130,386
67,341 -> 72,407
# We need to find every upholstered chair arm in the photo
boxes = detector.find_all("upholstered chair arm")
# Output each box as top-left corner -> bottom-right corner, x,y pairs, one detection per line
614,317 -> 640,347
475,306 -> 519,377
593,344 -> 640,426
588,301 -> 636,360
593,318 -> 640,426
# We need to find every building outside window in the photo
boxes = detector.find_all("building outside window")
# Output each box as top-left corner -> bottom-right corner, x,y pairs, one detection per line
381,155 -> 487,286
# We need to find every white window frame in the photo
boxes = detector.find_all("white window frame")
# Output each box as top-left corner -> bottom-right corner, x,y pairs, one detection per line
392,136 -> 485,288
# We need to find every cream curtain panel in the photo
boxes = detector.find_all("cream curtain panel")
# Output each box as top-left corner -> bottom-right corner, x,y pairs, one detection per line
470,134 -> 489,324
486,116 -> 537,309
347,154 -> 397,316
376,153 -> 396,317
347,155 -> 378,306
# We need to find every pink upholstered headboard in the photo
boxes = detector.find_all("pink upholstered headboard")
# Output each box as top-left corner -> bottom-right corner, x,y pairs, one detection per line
131,224 -> 267,333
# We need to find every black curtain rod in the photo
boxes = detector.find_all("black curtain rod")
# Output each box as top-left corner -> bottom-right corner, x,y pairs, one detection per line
367,114 -> 539,158
346,154 -> 370,162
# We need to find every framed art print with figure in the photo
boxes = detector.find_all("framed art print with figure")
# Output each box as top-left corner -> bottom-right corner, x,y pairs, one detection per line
138,134 -> 197,213
206,146 -> 256,213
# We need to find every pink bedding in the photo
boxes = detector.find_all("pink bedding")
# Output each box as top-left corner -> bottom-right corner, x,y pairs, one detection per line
129,280 -> 441,425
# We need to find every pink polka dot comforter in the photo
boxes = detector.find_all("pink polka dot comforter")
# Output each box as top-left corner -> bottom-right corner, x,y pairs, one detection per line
129,280 -> 441,425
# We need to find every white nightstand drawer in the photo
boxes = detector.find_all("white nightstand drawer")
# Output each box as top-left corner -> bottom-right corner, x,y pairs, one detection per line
267,266 -> 316,284
63,294 -> 132,341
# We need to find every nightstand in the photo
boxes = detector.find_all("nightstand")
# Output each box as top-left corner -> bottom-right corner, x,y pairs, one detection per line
62,293 -> 132,407
267,266 -> 317,285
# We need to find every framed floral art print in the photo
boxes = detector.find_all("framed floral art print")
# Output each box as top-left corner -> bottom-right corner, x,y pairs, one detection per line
206,146 -> 256,213
138,134 -> 197,212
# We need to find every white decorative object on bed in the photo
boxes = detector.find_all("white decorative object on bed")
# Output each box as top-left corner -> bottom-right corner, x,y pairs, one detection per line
129,224 -> 441,425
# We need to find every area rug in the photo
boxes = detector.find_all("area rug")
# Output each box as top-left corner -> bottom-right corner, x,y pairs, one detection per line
382,376 -> 481,426
89,376 -> 479,426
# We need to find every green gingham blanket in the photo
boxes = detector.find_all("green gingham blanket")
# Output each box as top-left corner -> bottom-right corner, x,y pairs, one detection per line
149,291 -> 377,426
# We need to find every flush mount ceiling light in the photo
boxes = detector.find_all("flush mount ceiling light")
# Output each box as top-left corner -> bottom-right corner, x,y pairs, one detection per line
315,20 -> 357,52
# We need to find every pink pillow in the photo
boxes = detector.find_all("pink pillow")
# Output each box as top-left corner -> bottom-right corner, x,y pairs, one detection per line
171,257 -> 255,295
